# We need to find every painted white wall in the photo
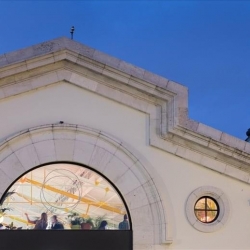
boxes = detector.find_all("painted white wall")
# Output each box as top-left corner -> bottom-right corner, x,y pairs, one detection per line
1,82 -> 250,249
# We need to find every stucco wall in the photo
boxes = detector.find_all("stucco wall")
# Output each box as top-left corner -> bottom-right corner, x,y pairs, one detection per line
0,82 -> 250,249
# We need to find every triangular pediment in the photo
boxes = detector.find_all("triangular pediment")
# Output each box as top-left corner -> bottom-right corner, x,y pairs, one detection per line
1,37 -> 250,184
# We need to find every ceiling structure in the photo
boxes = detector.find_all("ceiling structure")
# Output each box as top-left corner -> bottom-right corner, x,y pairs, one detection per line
0,163 -> 127,229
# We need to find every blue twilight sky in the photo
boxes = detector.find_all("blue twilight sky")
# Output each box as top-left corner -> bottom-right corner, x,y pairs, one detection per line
0,1 -> 249,140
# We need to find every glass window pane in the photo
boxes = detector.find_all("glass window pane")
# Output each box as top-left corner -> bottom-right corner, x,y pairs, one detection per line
206,198 -> 217,210
194,198 -> 206,209
0,163 -> 130,230
206,211 -> 217,222
194,196 -> 219,223
195,210 -> 206,222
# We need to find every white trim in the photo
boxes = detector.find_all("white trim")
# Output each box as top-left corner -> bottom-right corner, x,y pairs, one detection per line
185,186 -> 230,233
0,123 -> 174,247
0,46 -> 250,184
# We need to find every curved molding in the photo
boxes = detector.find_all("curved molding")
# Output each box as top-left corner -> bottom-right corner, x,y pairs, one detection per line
0,123 -> 174,247
185,186 -> 230,233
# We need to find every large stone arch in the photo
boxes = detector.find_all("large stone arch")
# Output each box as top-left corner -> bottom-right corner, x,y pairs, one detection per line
0,123 -> 173,248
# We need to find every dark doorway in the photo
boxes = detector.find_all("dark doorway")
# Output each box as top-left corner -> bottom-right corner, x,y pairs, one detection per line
0,230 -> 132,250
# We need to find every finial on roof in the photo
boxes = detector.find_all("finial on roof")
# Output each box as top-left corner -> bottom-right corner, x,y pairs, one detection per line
245,128 -> 250,142
70,26 -> 75,40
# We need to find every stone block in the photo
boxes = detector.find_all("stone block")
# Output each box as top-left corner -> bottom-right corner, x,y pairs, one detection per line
2,79 -> 33,98
53,127 -> 76,140
150,137 -> 178,155
0,153 -> 25,179
166,80 -> 187,96
119,61 -> 145,78
224,165 -> 250,182
114,169 -> 141,195
120,93 -> 149,112
15,144 -> 40,170
220,133 -> 246,151
75,130 -> 98,145
125,185 -> 148,210
5,46 -> 34,64
130,160 -> 151,185
76,57 -> 104,74
0,144 -> 13,163
0,75 -> 16,87
62,38 -> 95,58
63,51 -> 79,63
96,82 -> 124,102
143,71 -> 161,85
95,136 -> 119,156
8,133 -> 32,152
143,179 -> 161,204
89,146 -> 114,173
185,192 -> 199,225
197,123 -> 222,141
30,126 -> 53,143
32,41 -> 61,57
56,69 -> 73,82
114,147 -> 137,169
103,156 -> 129,184
176,91 -> 188,108
184,119 -> 199,131
200,156 -> 226,173
102,68 -> 130,84
0,169 -> 12,194
34,140 -> 56,164
30,71 -> 59,89
183,148 -> 203,164
73,141 -> 95,166
93,50 -> 121,68
157,76 -> 169,89
244,141 -> 250,153
70,72 -> 98,92
26,54 -> 55,70
0,54 -> 8,67
55,139 -> 75,161
52,50 -> 68,62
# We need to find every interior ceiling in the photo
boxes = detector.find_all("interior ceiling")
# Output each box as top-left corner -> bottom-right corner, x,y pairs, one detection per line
0,163 -> 127,229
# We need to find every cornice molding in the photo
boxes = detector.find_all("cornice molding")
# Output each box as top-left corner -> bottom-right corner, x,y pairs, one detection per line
0,41 -> 250,184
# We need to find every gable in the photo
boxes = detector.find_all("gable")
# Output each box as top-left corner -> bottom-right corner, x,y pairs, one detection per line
0,37 -> 250,185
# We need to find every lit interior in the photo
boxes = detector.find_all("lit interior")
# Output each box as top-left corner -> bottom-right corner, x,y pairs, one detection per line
0,163 -> 128,230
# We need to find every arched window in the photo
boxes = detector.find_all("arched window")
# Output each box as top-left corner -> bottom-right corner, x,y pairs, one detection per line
0,163 -> 130,231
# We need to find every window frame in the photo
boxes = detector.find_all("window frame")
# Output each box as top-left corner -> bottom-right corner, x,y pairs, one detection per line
194,196 -> 219,223
185,186 -> 230,233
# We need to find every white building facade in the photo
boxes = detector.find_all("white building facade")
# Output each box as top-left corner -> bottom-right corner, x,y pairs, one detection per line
0,37 -> 250,249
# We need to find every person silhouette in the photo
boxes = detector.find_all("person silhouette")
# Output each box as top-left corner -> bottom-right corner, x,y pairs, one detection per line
25,212 -> 47,230
50,215 -> 64,230
118,214 -> 129,230
98,220 -> 108,230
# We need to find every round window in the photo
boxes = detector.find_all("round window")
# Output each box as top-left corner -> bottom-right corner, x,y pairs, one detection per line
186,186 -> 230,233
194,196 -> 219,223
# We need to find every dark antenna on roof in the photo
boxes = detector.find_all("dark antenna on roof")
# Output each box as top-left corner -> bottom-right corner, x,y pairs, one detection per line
70,26 -> 75,40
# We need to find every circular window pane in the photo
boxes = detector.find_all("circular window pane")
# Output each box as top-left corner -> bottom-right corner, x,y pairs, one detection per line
194,196 -> 219,223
